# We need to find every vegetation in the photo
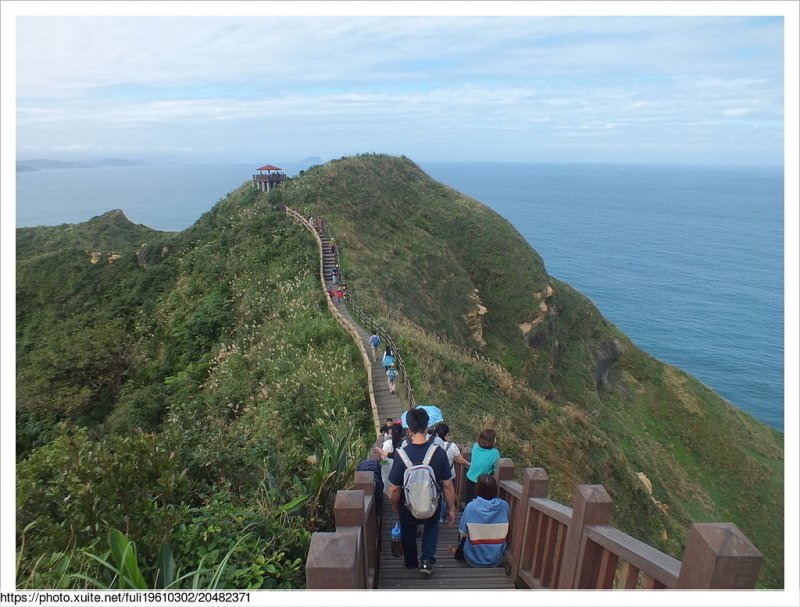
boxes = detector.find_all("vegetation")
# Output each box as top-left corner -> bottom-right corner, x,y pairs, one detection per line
16,191 -> 371,589
17,154 -> 783,588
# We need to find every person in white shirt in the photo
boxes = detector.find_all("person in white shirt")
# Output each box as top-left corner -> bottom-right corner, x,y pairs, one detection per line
434,423 -> 471,522
374,423 -> 404,460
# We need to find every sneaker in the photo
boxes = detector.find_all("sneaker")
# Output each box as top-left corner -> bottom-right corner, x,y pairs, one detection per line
419,560 -> 434,576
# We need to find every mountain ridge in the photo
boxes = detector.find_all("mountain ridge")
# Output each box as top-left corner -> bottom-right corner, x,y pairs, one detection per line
15,153 -> 783,588
271,153 -> 783,587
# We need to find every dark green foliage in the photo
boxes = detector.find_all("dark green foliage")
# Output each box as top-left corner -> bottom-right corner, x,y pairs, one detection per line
16,185 -> 371,588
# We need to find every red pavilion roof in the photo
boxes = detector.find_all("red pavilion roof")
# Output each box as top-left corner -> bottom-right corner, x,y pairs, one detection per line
257,164 -> 282,171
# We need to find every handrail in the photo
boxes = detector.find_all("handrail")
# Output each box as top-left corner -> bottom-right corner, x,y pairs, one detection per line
285,207 -> 381,432
583,524 -> 681,588
450,456 -> 762,591
306,470 -> 380,589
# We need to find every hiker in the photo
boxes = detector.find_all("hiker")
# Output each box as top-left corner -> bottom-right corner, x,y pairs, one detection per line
387,365 -> 398,394
382,347 -> 395,371
434,423 -> 471,523
330,238 -> 336,255
456,474 -> 510,568
379,417 -> 394,442
375,422 -> 404,460
335,287 -> 344,302
369,331 -> 381,362
388,407 -> 456,577
400,425 -> 444,450
331,265 -> 339,285
463,429 -> 500,506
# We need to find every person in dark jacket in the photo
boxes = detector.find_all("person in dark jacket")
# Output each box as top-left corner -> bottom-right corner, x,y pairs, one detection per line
388,408 -> 456,577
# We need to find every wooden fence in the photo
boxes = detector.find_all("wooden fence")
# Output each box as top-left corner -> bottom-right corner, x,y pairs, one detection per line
306,450 -> 762,589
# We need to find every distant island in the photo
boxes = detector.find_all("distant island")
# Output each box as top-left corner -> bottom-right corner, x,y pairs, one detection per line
16,158 -> 144,172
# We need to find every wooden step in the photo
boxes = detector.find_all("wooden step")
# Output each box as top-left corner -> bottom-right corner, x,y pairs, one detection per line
376,495 -> 514,589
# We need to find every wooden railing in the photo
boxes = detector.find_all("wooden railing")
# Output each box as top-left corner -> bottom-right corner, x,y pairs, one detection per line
306,471 -> 381,589
451,455 -> 764,590
307,452 -> 762,589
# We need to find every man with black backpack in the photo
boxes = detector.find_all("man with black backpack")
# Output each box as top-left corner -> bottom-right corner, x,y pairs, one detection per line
388,408 -> 456,577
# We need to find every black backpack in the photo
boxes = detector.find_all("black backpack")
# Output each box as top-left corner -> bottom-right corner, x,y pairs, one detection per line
356,459 -> 384,515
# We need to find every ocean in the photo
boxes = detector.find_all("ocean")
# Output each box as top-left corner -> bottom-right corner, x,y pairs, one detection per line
15,161 -> 784,430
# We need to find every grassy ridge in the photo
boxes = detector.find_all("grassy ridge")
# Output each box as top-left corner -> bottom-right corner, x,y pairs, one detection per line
275,153 -> 783,587
16,188 -> 372,588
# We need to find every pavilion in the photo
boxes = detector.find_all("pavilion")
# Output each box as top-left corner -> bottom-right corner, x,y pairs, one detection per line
252,164 -> 288,192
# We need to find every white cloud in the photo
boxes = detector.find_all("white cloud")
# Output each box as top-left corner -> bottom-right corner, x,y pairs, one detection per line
12,15 -> 785,165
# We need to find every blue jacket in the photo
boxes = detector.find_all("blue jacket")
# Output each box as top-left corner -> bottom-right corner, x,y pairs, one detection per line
459,496 -> 510,568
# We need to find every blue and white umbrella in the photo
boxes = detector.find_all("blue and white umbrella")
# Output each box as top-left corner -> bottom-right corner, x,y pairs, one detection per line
400,405 -> 444,428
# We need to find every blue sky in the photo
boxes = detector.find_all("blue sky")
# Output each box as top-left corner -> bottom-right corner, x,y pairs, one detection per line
7,7 -> 790,166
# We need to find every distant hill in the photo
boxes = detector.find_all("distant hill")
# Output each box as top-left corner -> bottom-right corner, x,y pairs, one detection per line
17,158 -> 144,171
15,209 -> 172,260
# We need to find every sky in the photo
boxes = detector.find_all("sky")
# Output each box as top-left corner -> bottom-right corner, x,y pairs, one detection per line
6,4 -> 791,166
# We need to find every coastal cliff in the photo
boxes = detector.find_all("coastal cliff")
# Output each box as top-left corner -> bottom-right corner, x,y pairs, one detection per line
274,154 -> 784,587
15,154 -> 783,588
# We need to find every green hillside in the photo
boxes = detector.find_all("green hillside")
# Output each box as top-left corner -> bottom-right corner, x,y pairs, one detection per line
16,154 -> 783,588
273,154 -> 783,587
16,191 -> 372,589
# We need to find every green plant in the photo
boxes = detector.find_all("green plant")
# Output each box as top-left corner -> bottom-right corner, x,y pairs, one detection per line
305,424 -> 366,530
72,528 -> 250,589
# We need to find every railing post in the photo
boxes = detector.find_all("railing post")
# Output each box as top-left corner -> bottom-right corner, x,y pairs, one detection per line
456,446 -> 471,511
334,489 -> 367,588
353,471 -> 378,588
306,531 -> 361,589
557,484 -> 613,589
495,458 -> 514,484
510,468 -> 549,586
676,523 -> 763,589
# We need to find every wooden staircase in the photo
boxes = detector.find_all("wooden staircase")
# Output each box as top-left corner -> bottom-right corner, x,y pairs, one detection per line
377,495 -> 515,589
296,209 -> 512,589
318,230 -> 404,425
